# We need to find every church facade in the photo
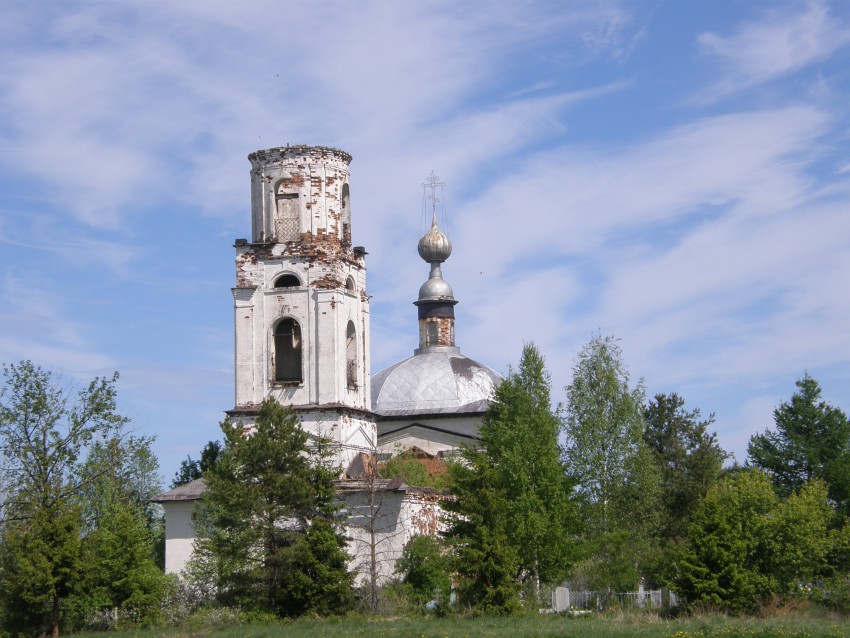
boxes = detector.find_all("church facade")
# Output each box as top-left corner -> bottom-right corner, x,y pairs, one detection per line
155,145 -> 500,581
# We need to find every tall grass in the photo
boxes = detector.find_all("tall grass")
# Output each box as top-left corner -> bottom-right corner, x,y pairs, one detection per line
75,609 -> 850,638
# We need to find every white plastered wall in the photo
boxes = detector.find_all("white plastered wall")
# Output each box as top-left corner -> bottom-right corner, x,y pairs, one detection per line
161,500 -> 200,575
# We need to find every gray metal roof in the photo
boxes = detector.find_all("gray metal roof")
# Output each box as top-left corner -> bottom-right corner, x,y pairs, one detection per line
371,348 -> 501,417
152,478 -> 206,502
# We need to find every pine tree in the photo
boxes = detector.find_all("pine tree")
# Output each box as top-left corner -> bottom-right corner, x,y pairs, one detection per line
644,393 -> 728,541
197,398 -> 354,616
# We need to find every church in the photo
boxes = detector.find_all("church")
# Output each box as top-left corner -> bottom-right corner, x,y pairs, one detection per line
154,145 -> 501,581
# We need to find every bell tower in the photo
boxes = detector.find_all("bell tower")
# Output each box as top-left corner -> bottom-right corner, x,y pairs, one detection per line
228,145 -> 375,467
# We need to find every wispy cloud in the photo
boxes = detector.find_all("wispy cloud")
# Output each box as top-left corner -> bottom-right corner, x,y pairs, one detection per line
693,0 -> 850,104
0,274 -> 114,373
1,0 -> 848,472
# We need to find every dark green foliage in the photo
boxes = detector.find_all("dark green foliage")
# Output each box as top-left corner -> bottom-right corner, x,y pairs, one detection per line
644,393 -> 729,541
0,498 -> 83,635
748,374 -> 850,513
277,519 -> 355,616
395,535 -> 452,605
443,449 -> 521,615
197,398 -> 353,617
171,440 -> 222,488
676,470 -> 834,613
480,343 -> 579,587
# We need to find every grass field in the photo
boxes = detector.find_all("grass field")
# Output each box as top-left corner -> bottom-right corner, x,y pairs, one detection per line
77,611 -> 850,638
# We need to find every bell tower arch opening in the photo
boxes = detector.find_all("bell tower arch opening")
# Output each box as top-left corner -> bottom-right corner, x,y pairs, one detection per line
274,273 -> 301,288
273,317 -> 302,384
274,184 -> 300,242
346,320 -> 357,389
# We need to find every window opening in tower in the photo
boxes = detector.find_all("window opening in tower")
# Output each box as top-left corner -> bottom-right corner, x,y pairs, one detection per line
274,318 -> 302,383
275,190 -> 299,242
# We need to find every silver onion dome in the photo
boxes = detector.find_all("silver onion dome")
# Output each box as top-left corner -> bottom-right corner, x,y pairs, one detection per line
418,217 -> 452,263
416,216 -> 455,302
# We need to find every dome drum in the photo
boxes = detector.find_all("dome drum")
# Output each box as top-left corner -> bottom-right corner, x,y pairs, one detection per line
416,302 -> 455,319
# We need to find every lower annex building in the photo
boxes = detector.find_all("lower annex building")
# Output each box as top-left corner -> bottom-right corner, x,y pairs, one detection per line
154,145 -> 501,581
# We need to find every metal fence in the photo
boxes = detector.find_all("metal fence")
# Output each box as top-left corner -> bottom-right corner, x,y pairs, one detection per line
551,587 -> 678,612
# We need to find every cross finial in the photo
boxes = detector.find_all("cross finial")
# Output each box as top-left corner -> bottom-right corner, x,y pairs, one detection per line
421,171 -> 445,222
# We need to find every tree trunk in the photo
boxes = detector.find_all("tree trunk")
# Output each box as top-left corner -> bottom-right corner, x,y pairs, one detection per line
51,594 -> 60,637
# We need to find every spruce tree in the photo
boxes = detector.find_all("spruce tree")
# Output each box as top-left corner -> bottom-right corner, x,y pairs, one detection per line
443,449 -> 521,615
748,373 -> 850,512
75,432 -> 166,626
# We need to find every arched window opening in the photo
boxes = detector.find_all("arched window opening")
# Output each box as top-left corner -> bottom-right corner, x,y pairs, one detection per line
274,318 -> 302,383
345,321 -> 357,388
274,184 -> 299,242
341,183 -> 351,245
274,273 -> 301,288
345,276 -> 356,292
341,183 -> 350,215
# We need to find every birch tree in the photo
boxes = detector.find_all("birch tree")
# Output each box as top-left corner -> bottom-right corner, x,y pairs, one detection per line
481,343 -> 578,594
563,335 -> 661,589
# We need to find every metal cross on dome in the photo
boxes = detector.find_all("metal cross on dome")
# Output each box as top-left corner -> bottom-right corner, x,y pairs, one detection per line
421,171 -> 445,218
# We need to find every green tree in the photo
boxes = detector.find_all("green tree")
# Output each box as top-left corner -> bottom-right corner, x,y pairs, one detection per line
0,361 -> 127,636
443,449 -> 521,615
395,535 -> 452,605
748,374 -> 850,512
644,393 -> 729,541
764,479 -> 833,589
171,440 -> 222,488
196,398 -> 354,616
0,498 -> 83,635
562,335 -> 661,589
75,432 -> 167,626
277,519 -> 355,617
676,470 -> 834,613
481,343 -> 578,593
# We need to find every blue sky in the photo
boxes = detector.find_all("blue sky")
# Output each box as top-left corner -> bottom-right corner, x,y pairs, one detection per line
1,0 -> 849,481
